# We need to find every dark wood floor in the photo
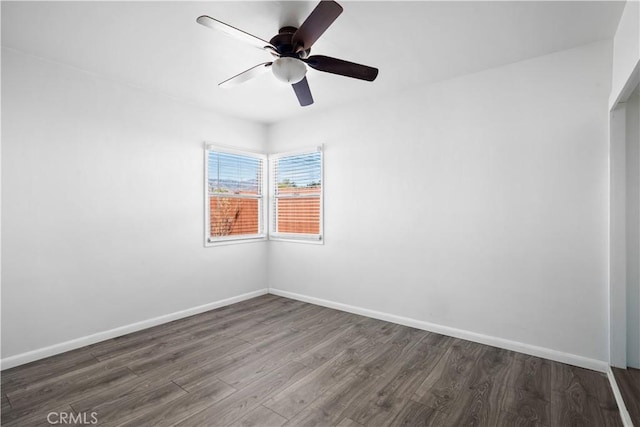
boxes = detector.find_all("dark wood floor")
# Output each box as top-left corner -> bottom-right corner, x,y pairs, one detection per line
613,366 -> 640,425
1,295 -> 622,426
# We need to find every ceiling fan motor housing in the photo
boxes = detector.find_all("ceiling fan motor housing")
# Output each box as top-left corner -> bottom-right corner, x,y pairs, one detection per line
270,27 -> 310,58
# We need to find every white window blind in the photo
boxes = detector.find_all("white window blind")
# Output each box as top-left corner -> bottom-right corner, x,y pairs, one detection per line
205,146 -> 266,244
270,147 -> 323,242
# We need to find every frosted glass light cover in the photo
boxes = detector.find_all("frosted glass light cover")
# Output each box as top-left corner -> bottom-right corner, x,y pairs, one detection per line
271,57 -> 307,84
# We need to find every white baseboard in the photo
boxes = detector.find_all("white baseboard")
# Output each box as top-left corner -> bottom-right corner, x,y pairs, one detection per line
1,289 -> 268,370
607,367 -> 634,427
268,288 -> 609,373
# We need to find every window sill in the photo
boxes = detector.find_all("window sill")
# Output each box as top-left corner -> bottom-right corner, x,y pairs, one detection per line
205,235 -> 267,247
269,234 -> 323,245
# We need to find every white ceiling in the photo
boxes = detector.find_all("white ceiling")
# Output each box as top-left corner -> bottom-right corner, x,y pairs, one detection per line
1,1 -> 625,124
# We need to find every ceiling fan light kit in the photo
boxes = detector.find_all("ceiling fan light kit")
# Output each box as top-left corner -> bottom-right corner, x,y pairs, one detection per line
197,0 -> 378,107
271,57 -> 307,84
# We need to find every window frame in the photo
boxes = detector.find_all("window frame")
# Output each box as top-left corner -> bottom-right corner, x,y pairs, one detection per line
204,143 -> 268,246
268,146 -> 324,244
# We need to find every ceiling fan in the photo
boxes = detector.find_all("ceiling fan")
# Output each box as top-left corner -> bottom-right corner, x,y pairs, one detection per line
196,0 -> 378,107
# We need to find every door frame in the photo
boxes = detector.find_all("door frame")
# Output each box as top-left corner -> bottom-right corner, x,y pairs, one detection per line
609,61 -> 640,368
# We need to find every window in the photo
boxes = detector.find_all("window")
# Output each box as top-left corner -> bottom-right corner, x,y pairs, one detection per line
270,147 -> 323,242
205,145 -> 266,244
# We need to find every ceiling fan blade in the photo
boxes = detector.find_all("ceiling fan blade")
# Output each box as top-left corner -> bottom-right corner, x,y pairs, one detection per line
305,55 -> 378,81
292,1 -> 343,52
219,62 -> 273,88
197,15 -> 277,52
292,77 -> 314,106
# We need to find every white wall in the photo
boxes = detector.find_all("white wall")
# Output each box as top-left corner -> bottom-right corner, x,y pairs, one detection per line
1,48 -> 268,360
626,88 -> 640,368
610,0 -> 639,108
268,41 -> 612,364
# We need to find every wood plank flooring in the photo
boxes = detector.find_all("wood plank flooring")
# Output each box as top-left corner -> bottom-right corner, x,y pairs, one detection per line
1,295 -> 623,426
613,366 -> 640,425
